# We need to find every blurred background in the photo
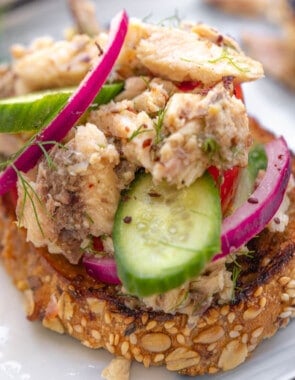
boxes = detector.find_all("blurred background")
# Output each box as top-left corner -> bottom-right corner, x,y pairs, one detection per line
0,0 -> 289,59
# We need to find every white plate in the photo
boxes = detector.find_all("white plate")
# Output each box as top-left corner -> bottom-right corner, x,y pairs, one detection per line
1,1 -> 295,379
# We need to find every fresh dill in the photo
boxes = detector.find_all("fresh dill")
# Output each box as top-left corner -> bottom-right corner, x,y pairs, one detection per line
80,239 -> 97,255
0,136 -> 34,172
229,248 -> 254,301
231,263 -> 242,301
208,48 -> 249,73
143,10 -> 181,27
36,140 -> 67,170
0,139 -> 65,172
180,57 -> 193,63
141,76 -> 152,90
128,125 -> 153,142
202,137 -> 219,156
35,141 -> 56,170
153,107 -> 166,144
142,12 -> 153,23
1,139 -> 67,239
157,10 -> 181,27
243,249 -> 254,259
13,164 -> 45,238
84,212 -> 94,225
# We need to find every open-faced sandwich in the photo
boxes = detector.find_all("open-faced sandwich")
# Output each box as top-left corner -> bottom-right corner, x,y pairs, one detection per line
0,7 -> 294,379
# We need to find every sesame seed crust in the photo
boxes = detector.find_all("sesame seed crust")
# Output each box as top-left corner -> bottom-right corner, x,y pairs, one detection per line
0,119 -> 295,376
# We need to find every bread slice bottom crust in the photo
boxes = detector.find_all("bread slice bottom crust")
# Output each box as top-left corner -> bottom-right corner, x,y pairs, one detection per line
0,119 -> 295,376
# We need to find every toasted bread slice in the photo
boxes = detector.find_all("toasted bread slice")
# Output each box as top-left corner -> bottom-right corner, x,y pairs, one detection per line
0,118 -> 294,376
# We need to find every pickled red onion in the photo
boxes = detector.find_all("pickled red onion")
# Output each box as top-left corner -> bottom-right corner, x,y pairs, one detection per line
83,255 -> 121,285
214,137 -> 291,260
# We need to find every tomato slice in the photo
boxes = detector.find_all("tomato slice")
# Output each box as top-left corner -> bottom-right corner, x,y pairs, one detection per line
233,83 -> 244,102
220,166 -> 241,212
93,236 -> 104,252
177,81 -> 244,101
207,84 -> 243,212
208,166 -> 241,213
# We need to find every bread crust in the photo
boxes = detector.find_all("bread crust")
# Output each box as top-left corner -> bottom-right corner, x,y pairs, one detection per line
0,119 -> 295,376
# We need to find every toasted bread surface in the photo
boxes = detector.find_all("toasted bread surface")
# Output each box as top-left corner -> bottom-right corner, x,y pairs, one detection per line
0,119 -> 295,376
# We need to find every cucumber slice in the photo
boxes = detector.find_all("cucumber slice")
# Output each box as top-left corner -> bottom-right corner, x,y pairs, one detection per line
0,82 -> 124,134
113,172 -> 221,297
248,143 -> 267,182
231,144 -> 267,210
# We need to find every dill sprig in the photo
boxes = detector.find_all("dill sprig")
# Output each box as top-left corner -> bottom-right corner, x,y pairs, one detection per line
180,57 -> 193,63
208,48 -> 249,73
231,263 -> 242,301
13,164 -> 45,238
202,137 -> 219,156
35,140 -> 66,170
80,239 -> 97,255
142,12 -> 153,23
229,248 -> 254,301
142,10 -> 181,27
0,136 -> 34,172
158,10 -> 181,27
140,76 -> 152,90
242,249 -> 255,259
128,125 -> 153,142
0,139 -> 64,172
84,212 -> 94,225
1,139 -> 66,239
153,107 -> 166,144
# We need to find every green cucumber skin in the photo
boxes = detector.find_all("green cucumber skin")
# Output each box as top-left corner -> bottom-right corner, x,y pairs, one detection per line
231,144 -> 267,210
1,92 -> 70,133
0,82 -> 124,134
88,82 -> 124,110
248,143 -> 267,182
113,172 -> 221,297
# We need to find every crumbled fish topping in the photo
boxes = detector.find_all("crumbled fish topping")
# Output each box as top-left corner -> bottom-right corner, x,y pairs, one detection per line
142,257 -> 233,316
8,18 -> 280,318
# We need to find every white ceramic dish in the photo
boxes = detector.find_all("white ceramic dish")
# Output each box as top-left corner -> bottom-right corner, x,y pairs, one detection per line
0,1 -> 295,379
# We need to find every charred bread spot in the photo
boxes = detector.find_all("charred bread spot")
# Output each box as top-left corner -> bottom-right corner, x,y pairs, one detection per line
232,235 -> 295,304
124,322 -> 137,336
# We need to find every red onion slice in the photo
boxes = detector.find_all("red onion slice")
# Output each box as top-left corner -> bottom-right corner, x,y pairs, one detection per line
214,137 -> 291,260
83,255 -> 121,285
0,10 -> 128,196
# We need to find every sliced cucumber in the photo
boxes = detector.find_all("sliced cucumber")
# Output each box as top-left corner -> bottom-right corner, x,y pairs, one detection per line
113,172 -> 221,297
231,144 -> 267,210
248,143 -> 267,181
0,82 -> 124,134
